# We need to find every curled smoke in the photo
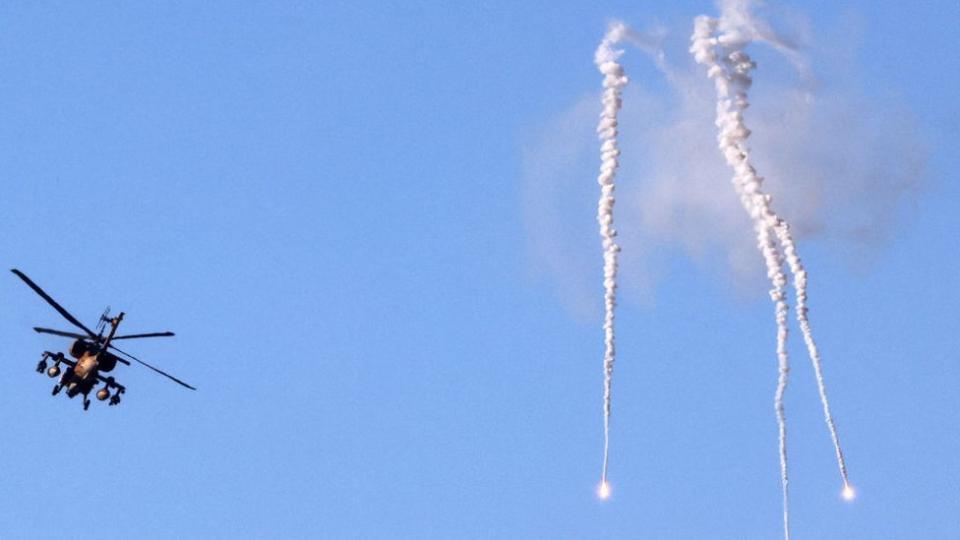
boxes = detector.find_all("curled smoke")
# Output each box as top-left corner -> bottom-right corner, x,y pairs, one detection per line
523,15 -> 925,314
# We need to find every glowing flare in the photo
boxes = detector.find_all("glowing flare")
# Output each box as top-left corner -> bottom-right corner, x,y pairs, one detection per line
842,484 -> 855,501
598,481 -> 612,500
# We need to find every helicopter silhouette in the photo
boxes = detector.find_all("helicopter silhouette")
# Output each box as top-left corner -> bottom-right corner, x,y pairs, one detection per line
12,269 -> 195,410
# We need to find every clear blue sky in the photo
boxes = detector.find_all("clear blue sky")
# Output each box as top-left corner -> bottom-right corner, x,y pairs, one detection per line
0,2 -> 956,538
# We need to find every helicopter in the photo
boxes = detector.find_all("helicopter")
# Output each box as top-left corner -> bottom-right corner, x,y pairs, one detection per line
11,269 -> 195,410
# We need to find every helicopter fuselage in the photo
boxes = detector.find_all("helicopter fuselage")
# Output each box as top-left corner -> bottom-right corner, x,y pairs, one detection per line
53,313 -> 126,404
65,349 -> 99,393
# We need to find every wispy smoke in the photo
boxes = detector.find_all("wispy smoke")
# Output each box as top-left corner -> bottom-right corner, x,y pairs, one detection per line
523,14 -> 924,313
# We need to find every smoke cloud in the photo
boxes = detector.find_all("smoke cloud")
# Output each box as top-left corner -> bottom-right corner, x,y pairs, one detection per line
522,15 -> 925,314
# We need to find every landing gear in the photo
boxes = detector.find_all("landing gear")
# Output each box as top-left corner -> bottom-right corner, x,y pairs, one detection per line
83,398 -> 90,411
52,384 -> 62,396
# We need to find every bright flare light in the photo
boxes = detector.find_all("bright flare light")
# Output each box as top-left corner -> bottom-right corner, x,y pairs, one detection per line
842,484 -> 856,501
598,481 -> 612,500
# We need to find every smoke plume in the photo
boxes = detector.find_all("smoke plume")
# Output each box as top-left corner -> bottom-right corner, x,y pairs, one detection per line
523,12 -> 924,314
594,20 -> 629,497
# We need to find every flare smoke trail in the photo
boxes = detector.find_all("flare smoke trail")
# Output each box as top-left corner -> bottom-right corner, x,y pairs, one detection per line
692,1 -> 854,535
715,3 -> 852,496
690,14 -> 793,538
775,168 -> 853,496
594,21 -> 629,495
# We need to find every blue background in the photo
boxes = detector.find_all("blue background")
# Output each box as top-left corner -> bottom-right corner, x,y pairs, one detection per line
0,2 -> 956,538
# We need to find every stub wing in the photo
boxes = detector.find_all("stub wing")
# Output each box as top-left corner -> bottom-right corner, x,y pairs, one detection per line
42,352 -> 76,368
95,372 -> 126,392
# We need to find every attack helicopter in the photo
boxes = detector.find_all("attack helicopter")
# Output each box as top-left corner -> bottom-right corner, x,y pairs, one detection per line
11,269 -> 195,410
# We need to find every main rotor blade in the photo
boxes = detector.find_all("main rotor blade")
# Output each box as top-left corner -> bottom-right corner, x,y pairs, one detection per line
109,344 -> 196,391
11,269 -> 97,338
111,332 -> 176,340
33,327 -> 88,340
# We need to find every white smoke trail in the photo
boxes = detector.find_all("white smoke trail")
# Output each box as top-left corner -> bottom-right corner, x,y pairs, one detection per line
594,21 -> 629,497
691,13 -> 794,539
715,0 -> 853,497
774,206 -> 852,494
692,1 -> 855,535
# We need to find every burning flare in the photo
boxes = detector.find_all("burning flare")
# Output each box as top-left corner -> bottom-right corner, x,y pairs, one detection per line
598,480 -> 612,500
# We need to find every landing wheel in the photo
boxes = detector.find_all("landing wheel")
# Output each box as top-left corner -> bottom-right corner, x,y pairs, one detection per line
52,385 -> 61,396
83,399 -> 90,411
